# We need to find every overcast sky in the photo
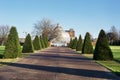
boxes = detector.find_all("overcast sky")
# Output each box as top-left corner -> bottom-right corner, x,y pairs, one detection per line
0,0 -> 120,38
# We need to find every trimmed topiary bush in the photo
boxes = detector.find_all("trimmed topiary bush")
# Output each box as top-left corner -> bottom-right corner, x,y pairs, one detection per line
71,37 -> 77,49
4,26 -> 21,58
40,36 -> 45,49
43,36 -> 48,48
76,35 -> 82,51
22,34 -> 34,53
93,29 -> 113,60
82,32 -> 93,54
33,35 -> 41,50
45,36 -> 49,47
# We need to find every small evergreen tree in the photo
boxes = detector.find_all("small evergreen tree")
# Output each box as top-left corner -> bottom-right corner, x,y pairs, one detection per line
40,36 -> 45,49
4,26 -> 21,58
45,36 -> 48,47
33,35 -> 41,50
71,37 -> 77,49
76,35 -> 82,51
93,29 -> 113,60
22,34 -> 34,53
82,32 -> 93,54
43,36 -> 48,48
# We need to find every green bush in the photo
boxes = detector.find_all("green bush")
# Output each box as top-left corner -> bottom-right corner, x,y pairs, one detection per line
33,35 -> 41,50
4,26 -> 21,58
93,29 -> 113,60
40,36 -> 45,49
71,37 -> 77,49
76,35 -> 82,51
43,36 -> 48,48
22,34 -> 34,53
82,32 -> 93,54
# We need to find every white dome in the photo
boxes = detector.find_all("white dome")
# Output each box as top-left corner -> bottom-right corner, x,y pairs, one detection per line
51,25 -> 70,46
61,31 -> 70,43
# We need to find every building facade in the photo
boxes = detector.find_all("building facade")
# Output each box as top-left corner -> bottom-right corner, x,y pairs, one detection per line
65,28 -> 75,39
50,24 -> 75,46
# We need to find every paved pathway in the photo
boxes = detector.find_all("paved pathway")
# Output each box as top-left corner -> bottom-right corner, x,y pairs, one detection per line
0,47 -> 119,80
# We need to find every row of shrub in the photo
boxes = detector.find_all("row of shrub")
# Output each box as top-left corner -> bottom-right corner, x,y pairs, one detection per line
68,32 -> 93,53
3,26 -> 48,59
22,34 -> 48,53
68,29 -> 113,60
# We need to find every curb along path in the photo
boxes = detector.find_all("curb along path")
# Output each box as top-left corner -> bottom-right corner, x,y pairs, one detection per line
0,47 -> 119,80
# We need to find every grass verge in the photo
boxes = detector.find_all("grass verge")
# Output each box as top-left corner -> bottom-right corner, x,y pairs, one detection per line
97,61 -> 120,76
0,58 -> 20,66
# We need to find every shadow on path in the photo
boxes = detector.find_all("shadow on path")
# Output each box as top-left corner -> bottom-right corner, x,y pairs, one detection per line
30,54 -> 91,61
0,62 -> 118,79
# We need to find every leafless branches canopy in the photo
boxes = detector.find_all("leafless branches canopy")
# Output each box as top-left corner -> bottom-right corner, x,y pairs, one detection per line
33,19 -> 55,38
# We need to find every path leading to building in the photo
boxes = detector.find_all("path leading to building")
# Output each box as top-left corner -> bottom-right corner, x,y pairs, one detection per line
0,47 -> 119,80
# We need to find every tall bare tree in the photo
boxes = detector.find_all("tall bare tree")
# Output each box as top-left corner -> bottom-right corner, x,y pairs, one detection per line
33,18 -> 55,39
110,26 -> 119,40
0,25 -> 10,45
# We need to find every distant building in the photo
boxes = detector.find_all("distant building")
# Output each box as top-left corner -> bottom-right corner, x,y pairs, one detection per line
50,24 -> 75,46
65,28 -> 75,39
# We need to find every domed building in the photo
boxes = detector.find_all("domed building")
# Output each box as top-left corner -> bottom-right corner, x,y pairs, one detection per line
50,24 -> 71,46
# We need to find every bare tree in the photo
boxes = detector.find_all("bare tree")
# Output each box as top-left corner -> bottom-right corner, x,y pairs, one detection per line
110,26 -> 119,40
0,25 -> 10,45
33,18 -> 55,38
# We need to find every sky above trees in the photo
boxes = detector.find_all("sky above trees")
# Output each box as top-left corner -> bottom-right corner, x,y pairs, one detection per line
0,0 -> 120,38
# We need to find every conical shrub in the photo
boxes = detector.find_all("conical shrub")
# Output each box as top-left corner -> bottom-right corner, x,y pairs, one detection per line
4,26 -> 21,58
82,32 -> 93,54
43,36 -> 48,48
22,34 -> 34,53
76,35 -> 82,51
71,37 -> 77,49
93,29 -> 113,60
33,35 -> 41,50
40,36 -> 45,49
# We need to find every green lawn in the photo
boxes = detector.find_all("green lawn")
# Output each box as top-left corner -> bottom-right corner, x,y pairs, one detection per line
110,46 -> 120,61
0,46 -> 5,54
0,46 -> 5,58
97,61 -> 120,76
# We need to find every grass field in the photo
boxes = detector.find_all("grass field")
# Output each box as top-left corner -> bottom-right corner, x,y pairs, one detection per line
0,46 -> 5,54
110,46 -> 120,61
